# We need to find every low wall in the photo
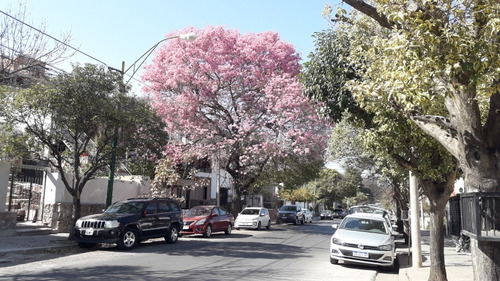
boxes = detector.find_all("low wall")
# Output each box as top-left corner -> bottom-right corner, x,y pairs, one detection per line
43,203 -> 105,233
0,211 -> 17,237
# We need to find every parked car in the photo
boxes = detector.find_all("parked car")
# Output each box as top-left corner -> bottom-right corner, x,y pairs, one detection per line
303,208 -> 313,223
333,208 -> 346,219
181,205 -> 234,237
234,207 -> 271,230
320,210 -> 333,220
74,198 -> 183,250
348,205 -> 395,227
329,213 -> 399,271
276,205 -> 305,225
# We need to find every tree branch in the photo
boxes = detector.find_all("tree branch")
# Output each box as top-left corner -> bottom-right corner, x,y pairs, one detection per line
410,117 -> 461,159
410,114 -> 457,132
343,0 -> 394,29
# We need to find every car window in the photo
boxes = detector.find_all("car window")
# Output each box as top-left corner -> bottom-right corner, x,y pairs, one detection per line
157,202 -> 172,213
169,202 -> 181,211
241,208 -> 259,215
185,206 -> 212,216
105,201 -> 145,214
280,205 -> 297,212
342,218 -> 388,234
219,208 -> 228,215
145,203 -> 157,214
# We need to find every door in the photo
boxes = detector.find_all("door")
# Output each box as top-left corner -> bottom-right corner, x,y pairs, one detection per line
141,202 -> 159,237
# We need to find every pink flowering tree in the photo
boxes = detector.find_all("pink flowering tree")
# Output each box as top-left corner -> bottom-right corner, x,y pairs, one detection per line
143,26 -> 330,213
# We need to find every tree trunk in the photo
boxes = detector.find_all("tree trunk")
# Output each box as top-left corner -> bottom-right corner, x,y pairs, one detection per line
231,185 -> 242,218
427,197 -> 448,281
67,188 -> 81,240
420,172 -> 456,281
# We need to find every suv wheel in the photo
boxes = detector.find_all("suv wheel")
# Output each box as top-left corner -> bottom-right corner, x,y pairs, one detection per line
203,224 -> 212,238
118,228 -> 138,250
165,226 -> 179,244
256,222 -> 261,230
300,217 -> 305,225
266,220 -> 271,230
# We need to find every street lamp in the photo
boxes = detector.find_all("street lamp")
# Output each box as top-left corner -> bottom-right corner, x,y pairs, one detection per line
105,32 -> 197,207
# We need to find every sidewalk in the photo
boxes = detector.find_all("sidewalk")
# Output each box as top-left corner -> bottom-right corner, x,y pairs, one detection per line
397,230 -> 473,281
0,222 -> 75,263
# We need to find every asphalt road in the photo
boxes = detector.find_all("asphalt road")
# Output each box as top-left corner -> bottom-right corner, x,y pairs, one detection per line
0,219 -> 398,281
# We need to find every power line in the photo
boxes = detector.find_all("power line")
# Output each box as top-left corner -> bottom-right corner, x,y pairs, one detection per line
0,9 -> 111,68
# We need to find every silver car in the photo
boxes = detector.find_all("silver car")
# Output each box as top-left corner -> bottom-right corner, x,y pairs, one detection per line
329,213 -> 398,271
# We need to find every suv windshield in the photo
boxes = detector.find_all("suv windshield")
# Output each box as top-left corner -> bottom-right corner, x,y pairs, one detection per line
280,205 -> 297,212
105,201 -> 145,214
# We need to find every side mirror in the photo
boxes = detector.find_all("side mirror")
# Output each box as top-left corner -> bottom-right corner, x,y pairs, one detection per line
212,213 -> 218,217
391,231 -> 399,236
332,224 -> 339,229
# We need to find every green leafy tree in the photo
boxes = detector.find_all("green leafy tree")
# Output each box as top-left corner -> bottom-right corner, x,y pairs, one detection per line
279,186 -> 315,204
302,23 -> 458,279
323,1 -> 500,279
0,64 -> 168,237
250,153 -> 323,195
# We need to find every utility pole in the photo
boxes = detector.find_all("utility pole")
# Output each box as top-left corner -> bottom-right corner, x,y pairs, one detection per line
409,171 -> 422,268
106,61 -> 124,208
105,33 -> 196,208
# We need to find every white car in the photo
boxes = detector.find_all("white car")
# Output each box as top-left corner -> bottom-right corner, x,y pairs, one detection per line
234,207 -> 271,230
329,213 -> 399,271
303,209 -> 313,223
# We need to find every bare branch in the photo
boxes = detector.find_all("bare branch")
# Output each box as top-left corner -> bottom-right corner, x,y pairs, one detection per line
0,2 -> 74,86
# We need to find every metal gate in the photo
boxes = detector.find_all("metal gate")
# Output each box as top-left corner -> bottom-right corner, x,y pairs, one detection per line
6,164 -> 49,222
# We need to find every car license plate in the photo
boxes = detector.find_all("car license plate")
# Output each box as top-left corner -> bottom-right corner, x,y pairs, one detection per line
182,225 -> 190,230
353,251 -> 369,258
85,228 -> 94,236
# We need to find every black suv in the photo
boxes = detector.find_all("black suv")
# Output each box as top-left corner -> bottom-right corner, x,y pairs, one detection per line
276,205 -> 305,225
74,198 -> 183,250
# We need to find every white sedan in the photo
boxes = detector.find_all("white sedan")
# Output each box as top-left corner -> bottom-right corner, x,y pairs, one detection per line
234,207 -> 271,230
329,213 -> 399,271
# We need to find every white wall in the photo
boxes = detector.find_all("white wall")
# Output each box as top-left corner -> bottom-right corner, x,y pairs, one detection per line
44,173 -> 150,205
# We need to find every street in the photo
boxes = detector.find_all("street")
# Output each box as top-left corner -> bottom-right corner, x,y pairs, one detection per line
0,219 -> 399,281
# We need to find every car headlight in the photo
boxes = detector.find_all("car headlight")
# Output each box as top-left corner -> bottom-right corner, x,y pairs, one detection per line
75,219 -> 82,228
104,220 -> 120,228
195,218 -> 207,225
379,244 -> 393,251
332,237 -> 344,245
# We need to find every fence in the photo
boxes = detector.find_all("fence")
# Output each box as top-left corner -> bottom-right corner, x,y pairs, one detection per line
460,192 -> 500,241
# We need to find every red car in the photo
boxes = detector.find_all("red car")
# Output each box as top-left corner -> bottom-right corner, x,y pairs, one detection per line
180,205 -> 234,238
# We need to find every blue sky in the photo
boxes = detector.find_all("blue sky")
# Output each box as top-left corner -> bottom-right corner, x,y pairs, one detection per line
0,0 -> 340,94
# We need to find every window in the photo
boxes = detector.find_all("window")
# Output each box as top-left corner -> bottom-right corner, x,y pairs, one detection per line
145,203 -> 157,214
158,202 -> 172,212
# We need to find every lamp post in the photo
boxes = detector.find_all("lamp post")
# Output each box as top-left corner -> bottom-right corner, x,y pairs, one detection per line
105,32 -> 196,208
